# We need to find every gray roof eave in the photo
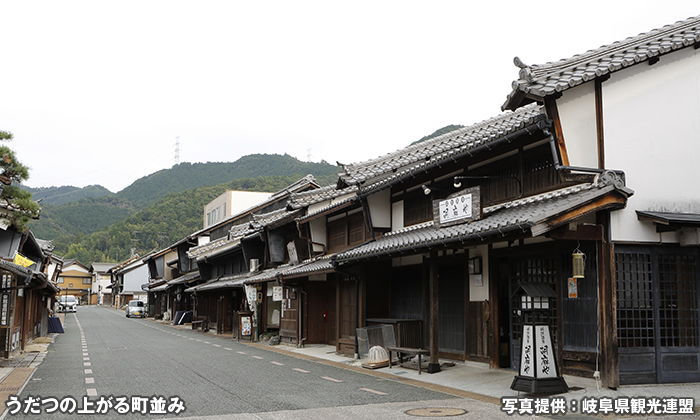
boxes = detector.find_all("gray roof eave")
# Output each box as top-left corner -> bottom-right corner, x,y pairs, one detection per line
358,118 -> 549,198
333,178 -> 631,264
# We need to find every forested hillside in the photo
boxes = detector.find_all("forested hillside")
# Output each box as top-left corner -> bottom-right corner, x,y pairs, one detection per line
23,185 -> 113,205
31,196 -> 136,240
28,154 -> 339,246
29,129 -> 455,266
118,154 -> 339,208
58,175 -> 317,264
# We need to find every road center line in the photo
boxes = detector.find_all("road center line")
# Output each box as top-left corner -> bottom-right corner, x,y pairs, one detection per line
321,376 -> 343,383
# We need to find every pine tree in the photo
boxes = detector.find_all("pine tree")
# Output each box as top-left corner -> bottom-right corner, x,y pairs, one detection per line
0,130 -> 40,232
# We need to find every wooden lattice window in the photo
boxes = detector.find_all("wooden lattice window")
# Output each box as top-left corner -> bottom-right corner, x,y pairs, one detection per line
657,253 -> 699,347
615,248 -> 699,349
327,212 -> 369,253
404,194 -> 433,226
615,251 -> 654,348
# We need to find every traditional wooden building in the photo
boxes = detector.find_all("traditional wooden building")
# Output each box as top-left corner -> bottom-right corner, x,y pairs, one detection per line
180,176 -> 322,335
0,229 -> 59,357
500,15 -> 700,386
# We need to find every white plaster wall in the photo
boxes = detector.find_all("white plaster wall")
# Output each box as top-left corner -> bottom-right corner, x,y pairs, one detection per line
229,191 -> 272,216
123,264 -> 149,293
368,189 -> 391,228
391,200 -> 404,231
309,217 -> 327,252
558,82 -> 599,168
603,47 -> 700,242
469,245 -> 489,302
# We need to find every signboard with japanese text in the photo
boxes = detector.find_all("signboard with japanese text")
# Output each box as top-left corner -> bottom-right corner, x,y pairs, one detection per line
433,186 -> 482,228
1,271 -> 12,289
518,324 -> 558,379
535,325 -> 557,378
519,325 -> 533,377
568,278 -> 578,299
272,286 -> 283,302
1,293 -> 9,327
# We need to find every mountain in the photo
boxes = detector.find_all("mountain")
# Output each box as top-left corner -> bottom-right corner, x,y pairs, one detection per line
27,154 -> 341,263
50,175 -> 318,264
410,124 -> 465,146
31,196 -> 137,240
117,154 -> 339,208
23,185 -> 113,206
28,129 -> 456,265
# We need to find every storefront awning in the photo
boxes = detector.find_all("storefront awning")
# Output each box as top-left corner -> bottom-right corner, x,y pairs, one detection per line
636,210 -> 700,232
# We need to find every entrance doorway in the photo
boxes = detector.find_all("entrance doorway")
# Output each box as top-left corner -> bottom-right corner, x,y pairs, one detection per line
616,246 -> 700,384
498,254 -> 558,370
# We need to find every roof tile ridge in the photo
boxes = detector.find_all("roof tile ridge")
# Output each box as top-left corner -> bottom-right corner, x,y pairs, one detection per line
343,104 -> 542,172
484,183 -> 595,214
528,15 -> 700,78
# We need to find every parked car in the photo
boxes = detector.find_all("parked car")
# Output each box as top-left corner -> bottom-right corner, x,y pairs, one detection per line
57,295 -> 78,313
126,300 -> 146,318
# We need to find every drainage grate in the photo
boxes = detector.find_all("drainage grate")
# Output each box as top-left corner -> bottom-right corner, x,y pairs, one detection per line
405,408 -> 467,417
0,388 -> 21,393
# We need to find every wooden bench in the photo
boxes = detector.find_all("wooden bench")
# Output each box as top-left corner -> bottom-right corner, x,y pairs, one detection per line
191,317 -> 209,332
387,346 -> 430,375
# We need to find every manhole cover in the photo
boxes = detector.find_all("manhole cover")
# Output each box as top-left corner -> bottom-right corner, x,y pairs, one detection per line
405,408 -> 467,417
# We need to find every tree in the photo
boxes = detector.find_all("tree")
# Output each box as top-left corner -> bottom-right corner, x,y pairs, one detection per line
0,130 -> 40,232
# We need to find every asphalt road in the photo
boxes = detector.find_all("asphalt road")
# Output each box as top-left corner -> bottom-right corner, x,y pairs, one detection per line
4,306 -> 518,420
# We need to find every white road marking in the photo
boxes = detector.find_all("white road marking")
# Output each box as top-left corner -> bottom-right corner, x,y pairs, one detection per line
360,388 -> 388,395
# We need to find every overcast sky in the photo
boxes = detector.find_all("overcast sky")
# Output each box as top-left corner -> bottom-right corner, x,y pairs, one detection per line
2,2 -> 698,193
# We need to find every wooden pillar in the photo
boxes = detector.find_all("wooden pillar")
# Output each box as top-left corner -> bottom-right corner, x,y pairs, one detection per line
599,210 -> 619,388
428,251 -> 441,373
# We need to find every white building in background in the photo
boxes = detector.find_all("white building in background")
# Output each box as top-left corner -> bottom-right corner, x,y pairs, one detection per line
204,191 -> 272,229
110,255 -> 151,308
90,262 -> 115,305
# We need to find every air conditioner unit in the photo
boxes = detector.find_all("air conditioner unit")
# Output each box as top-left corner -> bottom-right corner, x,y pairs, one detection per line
249,259 -> 259,272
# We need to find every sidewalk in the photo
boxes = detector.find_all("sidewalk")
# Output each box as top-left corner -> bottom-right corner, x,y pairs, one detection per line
167,319 -> 700,414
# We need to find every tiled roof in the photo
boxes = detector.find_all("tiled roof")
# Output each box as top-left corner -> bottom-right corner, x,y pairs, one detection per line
280,257 -> 335,279
333,173 -> 633,263
150,271 -> 201,291
187,236 -> 242,260
0,258 -> 32,278
268,174 -> 321,201
288,184 -> 358,209
186,257 -> 336,292
250,208 -> 302,230
503,15 -> 700,111
336,104 -> 546,194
